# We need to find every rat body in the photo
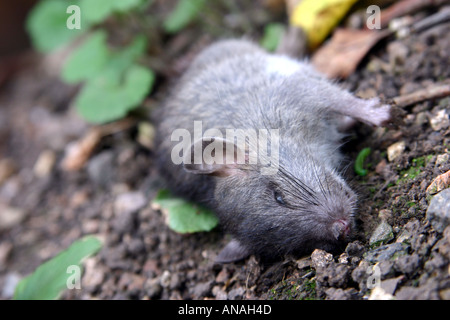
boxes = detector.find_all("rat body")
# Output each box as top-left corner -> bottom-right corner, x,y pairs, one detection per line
154,39 -> 393,263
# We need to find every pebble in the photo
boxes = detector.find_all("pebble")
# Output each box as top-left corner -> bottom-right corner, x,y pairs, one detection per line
311,249 -> 333,269
33,150 -> 56,178
429,109 -> 449,131
190,280 -> 213,298
435,153 -> 449,166
394,253 -> 420,276
0,158 -> 16,185
387,141 -> 405,162
144,277 -> 162,299
112,191 -> 147,234
0,243 -> 12,269
364,243 -> 409,264
369,221 -> 394,246
0,204 -> 26,231
87,151 -> 116,187
114,191 -> 147,216
1,273 -> 21,299
426,188 -> 450,233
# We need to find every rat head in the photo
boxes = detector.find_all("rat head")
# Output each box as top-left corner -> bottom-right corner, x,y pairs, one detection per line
183,135 -> 357,262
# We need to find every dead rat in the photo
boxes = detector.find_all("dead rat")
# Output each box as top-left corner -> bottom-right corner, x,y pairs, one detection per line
154,39 -> 396,263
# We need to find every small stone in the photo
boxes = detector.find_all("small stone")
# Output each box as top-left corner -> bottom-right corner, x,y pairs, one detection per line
0,204 -> 26,231
426,189 -> 450,233
228,287 -> 245,300
394,253 -> 420,276
311,249 -> 333,269
212,285 -> 228,300
380,276 -> 403,295
368,287 -> 395,300
426,170 -> 450,195
114,191 -> 147,216
338,252 -> 349,264
87,151 -> 115,187
1,273 -> 21,299
378,209 -> 393,223
364,243 -> 409,264
0,242 -> 12,268
144,277 -> 162,299
435,154 -> 449,166
33,150 -> 56,178
345,241 -> 365,258
387,41 -> 409,69
112,191 -> 147,234
429,109 -> 449,131
387,141 -> 405,162
190,281 -> 213,298
160,270 -> 171,288
296,257 -> 312,269
415,112 -> 429,126
369,221 -> 394,246
215,268 -> 230,284
0,158 -> 17,185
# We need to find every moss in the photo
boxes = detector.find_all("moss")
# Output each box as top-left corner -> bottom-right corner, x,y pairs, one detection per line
267,275 -> 318,300
397,155 -> 431,184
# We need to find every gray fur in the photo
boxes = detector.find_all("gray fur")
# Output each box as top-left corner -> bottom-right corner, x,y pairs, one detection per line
154,39 -> 393,262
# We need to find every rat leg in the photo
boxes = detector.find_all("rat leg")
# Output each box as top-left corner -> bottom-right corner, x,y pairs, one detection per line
216,239 -> 250,263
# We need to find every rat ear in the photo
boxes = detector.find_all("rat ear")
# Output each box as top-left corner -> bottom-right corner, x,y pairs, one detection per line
183,137 -> 247,176
215,239 -> 250,263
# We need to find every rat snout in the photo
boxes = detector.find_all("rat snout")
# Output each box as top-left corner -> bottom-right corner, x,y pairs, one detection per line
331,219 -> 350,240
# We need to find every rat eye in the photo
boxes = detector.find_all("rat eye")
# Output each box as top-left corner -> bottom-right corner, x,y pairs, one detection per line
274,190 -> 286,205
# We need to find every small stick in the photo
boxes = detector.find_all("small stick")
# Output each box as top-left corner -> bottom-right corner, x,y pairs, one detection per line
392,83 -> 450,108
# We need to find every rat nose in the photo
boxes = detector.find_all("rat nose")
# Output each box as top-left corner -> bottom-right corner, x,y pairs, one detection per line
331,219 -> 350,240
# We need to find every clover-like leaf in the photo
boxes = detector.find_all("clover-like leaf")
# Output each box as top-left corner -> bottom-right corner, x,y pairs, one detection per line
62,31 -> 111,84
163,0 -> 206,34
26,0 -> 91,53
14,236 -> 102,300
80,0 -> 146,24
75,64 -> 154,124
153,189 -> 219,234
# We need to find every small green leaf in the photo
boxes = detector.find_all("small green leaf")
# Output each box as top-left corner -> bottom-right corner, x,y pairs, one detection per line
163,0 -> 206,34
260,23 -> 285,52
26,0 -> 90,53
153,189 -> 219,234
62,31 -> 110,84
75,64 -> 154,124
14,236 -> 102,300
80,0 -> 145,24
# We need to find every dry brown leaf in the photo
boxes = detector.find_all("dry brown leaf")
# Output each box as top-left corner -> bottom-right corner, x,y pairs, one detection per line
61,118 -> 136,171
311,28 -> 391,79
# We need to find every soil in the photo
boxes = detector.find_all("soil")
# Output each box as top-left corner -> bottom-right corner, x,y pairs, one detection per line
0,2 -> 449,300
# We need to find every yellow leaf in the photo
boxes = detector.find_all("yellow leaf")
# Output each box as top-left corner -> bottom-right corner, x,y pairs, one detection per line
290,0 -> 359,49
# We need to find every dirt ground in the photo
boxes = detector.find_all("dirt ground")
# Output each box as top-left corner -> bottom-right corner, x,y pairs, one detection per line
0,2 -> 449,300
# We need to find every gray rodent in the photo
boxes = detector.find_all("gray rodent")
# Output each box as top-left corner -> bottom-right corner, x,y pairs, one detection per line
154,39 -> 395,263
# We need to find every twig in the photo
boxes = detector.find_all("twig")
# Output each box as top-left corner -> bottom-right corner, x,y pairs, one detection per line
378,0 -> 448,29
410,5 -> 450,33
392,83 -> 450,108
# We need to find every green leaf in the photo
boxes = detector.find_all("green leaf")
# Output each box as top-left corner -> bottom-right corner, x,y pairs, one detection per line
80,0 -> 145,24
75,64 -> 155,124
62,31 -> 110,84
153,189 -> 219,234
260,23 -> 285,52
14,236 -> 102,300
26,0 -> 90,53
163,0 -> 206,34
